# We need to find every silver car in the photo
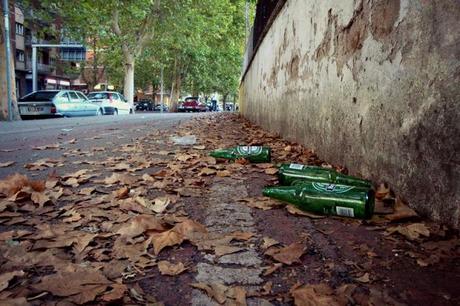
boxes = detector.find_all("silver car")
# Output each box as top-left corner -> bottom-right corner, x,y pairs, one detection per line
18,90 -> 102,119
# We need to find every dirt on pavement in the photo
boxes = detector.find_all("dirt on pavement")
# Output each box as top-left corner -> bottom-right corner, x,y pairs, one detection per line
0,113 -> 458,305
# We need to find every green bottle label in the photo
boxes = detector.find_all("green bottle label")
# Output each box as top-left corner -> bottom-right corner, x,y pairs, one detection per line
289,163 -> 304,170
311,182 -> 354,194
336,206 -> 355,217
236,146 -> 263,155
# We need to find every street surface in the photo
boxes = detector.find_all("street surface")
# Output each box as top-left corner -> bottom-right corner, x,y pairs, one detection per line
0,113 -> 459,305
0,113 -> 203,178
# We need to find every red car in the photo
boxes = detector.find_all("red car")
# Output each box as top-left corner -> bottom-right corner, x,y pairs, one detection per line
178,97 -> 207,112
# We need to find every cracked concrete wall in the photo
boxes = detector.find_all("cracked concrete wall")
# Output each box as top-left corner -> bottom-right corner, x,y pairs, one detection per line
240,0 -> 460,227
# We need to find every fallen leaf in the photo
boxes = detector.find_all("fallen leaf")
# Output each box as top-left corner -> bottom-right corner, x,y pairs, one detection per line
113,187 -> 129,199
240,197 -> 285,210
158,260 -> 187,276
32,143 -> 60,150
151,196 -> 171,213
199,167 -> 216,176
0,161 -> 15,168
386,223 -> 430,240
79,187 -> 95,196
100,284 -> 127,302
355,272 -> 370,283
291,283 -> 340,306
384,198 -> 418,221
265,242 -> 305,265
263,263 -> 283,276
31,192 -> 51,208
0,173 -> 29,197
214,245 -> 244,257
32,269 -> 110,304
142,173 -> 155,182
150,229 -> 184,255
286,205 -> 325,219
191,283 -> 227,304
0,270 -> 24,292
264,168 -> 278,175
262,237 -> 279,249
116,215 -> 165,239
193,145 -> 206,150
217,170 -> 231,177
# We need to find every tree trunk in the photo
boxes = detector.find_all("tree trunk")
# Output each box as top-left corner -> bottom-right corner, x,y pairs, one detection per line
170,57 -> 182,112
123,54 -> 135,107
222,94 -> 228,112
0,14 -> 20,121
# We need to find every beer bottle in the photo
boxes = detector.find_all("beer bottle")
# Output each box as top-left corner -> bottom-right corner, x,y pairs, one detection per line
263,181 -> 375,219
279,163 -> 372,188
210,146 -> 271,163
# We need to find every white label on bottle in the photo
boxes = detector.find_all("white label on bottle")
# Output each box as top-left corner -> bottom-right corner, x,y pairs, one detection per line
336,206 -> 355,218
289,163 -> 304,170
236,146 -> 262,155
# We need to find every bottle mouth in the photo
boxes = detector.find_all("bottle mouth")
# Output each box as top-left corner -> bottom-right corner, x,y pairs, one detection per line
364,189 -> 375,219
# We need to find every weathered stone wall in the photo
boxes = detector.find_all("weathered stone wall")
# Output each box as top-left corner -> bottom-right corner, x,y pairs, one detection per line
240,0 -> 460,227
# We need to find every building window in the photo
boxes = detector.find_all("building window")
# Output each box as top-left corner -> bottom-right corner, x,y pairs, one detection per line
16,50 -> 25,62
15,23 -> 24,36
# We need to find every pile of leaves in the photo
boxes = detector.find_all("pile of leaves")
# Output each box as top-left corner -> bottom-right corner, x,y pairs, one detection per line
0,114 -> 458,305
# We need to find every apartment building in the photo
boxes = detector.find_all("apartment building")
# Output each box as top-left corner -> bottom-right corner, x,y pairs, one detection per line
9,0 -> 86,98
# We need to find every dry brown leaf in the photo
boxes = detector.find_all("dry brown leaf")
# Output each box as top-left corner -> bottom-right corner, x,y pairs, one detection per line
73,233 -> 98,254
264,168 -> 278,175
286,205 -> 325,219
151,196 -> 171,213
199,167 -> 216,176
32,269 -> 110,304
113,187 -> 129,199
142,173 -> 155,182
0,270 -> 24,292
386,223 -> 430,240
262,237 -> 279,249
216,170 -> 231,177
116,215 -> 165,239
240,197 -> 285,210
214,245 -> 244,257
100,284 -> 127,302
158,260 -> 187,276
79,187 -> 95,196
32,143 -> 60,150
191,283 -> 227,304
355,272 -> 370,283
62,210 -> 82,223
291,283 -> 340,306
263,263 -> 283,276
384,198 -> 418,221
31,192 -> 51,208
0,161 -> 15,168
265,242 -> 305,265
193,145 -> 206,150
0,173 -> 29,197
150,229 -> 184,255
227,231 -> 255,241
62,177 -> 79,188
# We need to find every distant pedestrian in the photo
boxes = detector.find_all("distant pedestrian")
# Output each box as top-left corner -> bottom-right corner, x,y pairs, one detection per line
211,94 -> 218,111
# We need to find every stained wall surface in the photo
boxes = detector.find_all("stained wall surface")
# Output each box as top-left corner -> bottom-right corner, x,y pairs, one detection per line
240,0 -> 460,227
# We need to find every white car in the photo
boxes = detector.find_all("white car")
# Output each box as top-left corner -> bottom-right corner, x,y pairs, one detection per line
87,91 -> 134,115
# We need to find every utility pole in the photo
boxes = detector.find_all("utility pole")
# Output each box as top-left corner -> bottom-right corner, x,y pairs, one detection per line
160,66 -> 164,114
3,0 -> 13,121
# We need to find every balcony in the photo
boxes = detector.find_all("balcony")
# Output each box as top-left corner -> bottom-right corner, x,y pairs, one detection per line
25,61 -> 54,73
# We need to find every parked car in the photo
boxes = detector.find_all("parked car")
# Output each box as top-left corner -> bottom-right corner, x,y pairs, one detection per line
135,99 -> 154,111
178,97 -> 207,112
18,90 -> 102,119
87,91 -> 133,115
154,104 -> 169,112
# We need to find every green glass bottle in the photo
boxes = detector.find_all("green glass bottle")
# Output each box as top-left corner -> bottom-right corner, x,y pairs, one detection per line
263,181 -> 375,219
210,146 -> 271,163
278,163 -> 372,188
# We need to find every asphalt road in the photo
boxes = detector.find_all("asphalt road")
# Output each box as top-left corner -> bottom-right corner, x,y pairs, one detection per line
0,112 -> 205,178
